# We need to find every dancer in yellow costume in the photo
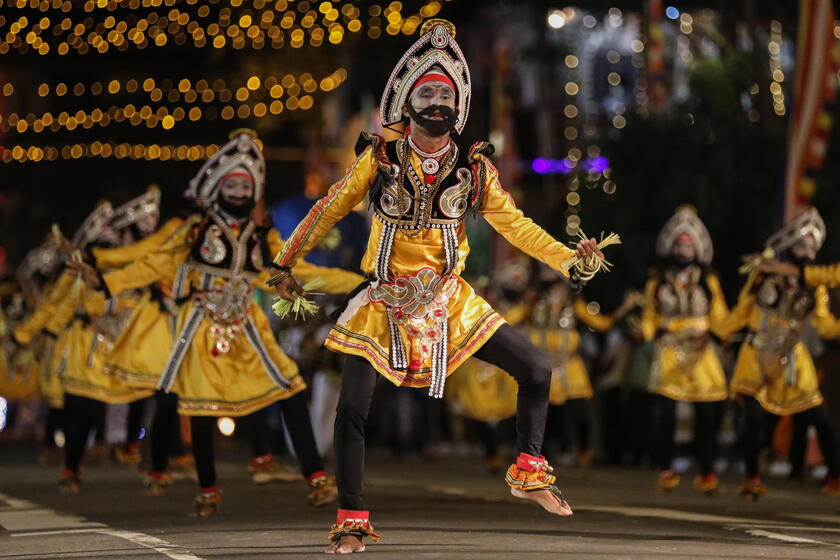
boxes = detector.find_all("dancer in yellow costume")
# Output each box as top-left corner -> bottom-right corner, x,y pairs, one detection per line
272,20 -> 613,553
1,239 -> 66,460
717,208 -> 839,499
55,191 -> 167,492
641,207 -> 729,494
79,130 -> 363,516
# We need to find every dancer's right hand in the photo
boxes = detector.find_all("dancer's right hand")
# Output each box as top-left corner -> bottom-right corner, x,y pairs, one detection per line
274,275 -> 305,301
66,260 -> 101,288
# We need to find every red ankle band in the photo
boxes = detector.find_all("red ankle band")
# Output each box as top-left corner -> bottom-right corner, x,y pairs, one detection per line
250,454 -> 273,467
516,452 -> 546,473
307,470 -> 327,485
337,509 -> 370,524
200,485 -> 218,494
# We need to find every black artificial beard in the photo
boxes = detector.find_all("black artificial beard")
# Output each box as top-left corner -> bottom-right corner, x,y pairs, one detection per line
217,196 -> 255,219
406,103 -> 458,137
663,254 -> 697,269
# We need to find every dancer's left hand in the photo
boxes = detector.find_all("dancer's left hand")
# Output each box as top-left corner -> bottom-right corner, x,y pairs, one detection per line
575,237 -> 604,260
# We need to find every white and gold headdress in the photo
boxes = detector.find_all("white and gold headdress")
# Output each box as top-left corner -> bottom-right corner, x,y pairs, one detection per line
765,206 -> 826,254
109,185 -> 161,231
184,129 -> 265,207
16,240 -> 62,285
380,19 -> 471,134
71,201 -> 113,250
655,205 -> 714,265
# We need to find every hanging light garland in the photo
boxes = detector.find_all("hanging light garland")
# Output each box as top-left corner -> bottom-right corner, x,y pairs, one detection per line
0,0 -> 446,55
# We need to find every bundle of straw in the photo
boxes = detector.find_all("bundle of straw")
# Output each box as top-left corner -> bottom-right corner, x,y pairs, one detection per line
271,277 -> 325,321
561,229 -> 621,279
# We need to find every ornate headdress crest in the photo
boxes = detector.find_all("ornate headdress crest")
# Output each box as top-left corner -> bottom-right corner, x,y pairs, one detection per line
655,205 -> 714,265
184,129 -> 266,207
71,201 -> 113,250
109,185 -> 161,231
16,240 -> 63,286
380,18 -> 471,134
764,206 -> 826,254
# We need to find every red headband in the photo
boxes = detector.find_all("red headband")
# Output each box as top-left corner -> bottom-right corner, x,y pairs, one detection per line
221,171 -> 253,182
411,72 -> 456,94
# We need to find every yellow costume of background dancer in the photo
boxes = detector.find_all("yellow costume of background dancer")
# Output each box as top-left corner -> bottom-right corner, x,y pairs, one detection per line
642,208 -> 729,403
718,209 -> 827,416
101,134 -> 362,417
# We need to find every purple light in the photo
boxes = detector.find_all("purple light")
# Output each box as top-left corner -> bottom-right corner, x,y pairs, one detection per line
582,156 -> 609,173
532,157 -> 551,174
531,157 -> 577,175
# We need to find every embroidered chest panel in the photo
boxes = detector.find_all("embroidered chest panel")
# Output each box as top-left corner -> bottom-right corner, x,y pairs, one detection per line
371,138 -> 478,230
189,213 -> 269,275
755,275 -> 814,322
655,266 -> 709,318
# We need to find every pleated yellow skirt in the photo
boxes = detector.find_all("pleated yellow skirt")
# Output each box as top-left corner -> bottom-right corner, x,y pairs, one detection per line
731,341 -> 823,415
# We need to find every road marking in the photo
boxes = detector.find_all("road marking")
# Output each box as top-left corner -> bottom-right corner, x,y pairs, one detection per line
745,529 -> 837,547
579,504 -> 772,526
0,491 -> 206,560
97,529 -> 206,560
12,528 -> 104,537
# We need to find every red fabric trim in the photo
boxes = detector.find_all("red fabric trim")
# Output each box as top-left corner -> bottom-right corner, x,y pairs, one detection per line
411,72 -> 455,93
250,453 -> 273,467
337,509 -> 370,523
200,485 -> 219,494
222,171 -> 253,181
307,470 -> 327,485
516,452 -> 546,472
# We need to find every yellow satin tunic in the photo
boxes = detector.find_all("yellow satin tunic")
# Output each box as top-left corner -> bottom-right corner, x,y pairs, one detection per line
9,272 -> 81,407
103,217 -> 363,416
718,276 -> 822,415
813,285 -> 840,338
50,282 -> 153,404
275,143 -> 575,389
805,263 -> 840,288
0,308 -> 40,401
642,274 -> 729,402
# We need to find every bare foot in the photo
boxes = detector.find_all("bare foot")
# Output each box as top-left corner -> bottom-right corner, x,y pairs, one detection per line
511,487 -> 573,516
325,534 -> 365,554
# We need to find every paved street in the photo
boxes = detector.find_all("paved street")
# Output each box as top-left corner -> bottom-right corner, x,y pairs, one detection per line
2,442 -> 840,559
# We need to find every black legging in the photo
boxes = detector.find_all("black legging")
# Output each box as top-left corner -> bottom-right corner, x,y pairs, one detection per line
125,397 -> 147,445
693,401 -> 721,476
243,407 -> 272,458
740,396 -> 839,479
652,395 -> 721,475
150,391 -> 180,473
335,323 -> 552,511
64,394 -> 107,472
44,407 -> 64,449
190,392 -> 324,489
546,399 -> 590,455
651,395 -> 676,471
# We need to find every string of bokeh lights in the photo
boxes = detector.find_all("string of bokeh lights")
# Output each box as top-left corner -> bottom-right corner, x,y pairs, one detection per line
0,68 -> 348,136
0,0 -> 445,55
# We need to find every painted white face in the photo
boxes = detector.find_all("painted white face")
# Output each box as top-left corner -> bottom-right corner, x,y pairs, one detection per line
405,80 -> 456,117
219,174 -> 255,206
673,238 -> 696,263
137,213 -> 159,235
792,234 -> 817,262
